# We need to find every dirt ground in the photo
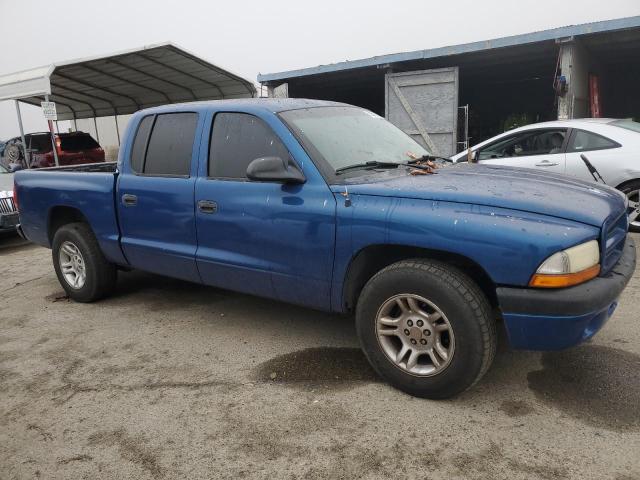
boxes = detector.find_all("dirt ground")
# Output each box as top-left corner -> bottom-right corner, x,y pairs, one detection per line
1,231 -> 639,480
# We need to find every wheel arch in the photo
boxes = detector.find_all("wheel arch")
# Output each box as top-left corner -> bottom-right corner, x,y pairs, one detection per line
342,244 -> 498,313
47,206 -> 91,245
615,178 -> 640,191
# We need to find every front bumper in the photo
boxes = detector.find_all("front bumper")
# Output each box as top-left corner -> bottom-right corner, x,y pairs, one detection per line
497,236 -> 636,350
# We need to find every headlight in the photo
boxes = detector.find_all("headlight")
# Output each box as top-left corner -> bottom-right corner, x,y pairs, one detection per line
529,240 -> 600,288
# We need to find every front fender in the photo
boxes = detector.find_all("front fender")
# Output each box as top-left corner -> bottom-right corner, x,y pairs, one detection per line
331,195 -> 599,312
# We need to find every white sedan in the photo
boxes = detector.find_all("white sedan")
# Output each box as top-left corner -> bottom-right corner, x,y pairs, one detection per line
452,119 -> 640,230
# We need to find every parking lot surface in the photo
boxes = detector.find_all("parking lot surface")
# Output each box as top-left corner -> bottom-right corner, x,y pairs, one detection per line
1,233 -> 639,480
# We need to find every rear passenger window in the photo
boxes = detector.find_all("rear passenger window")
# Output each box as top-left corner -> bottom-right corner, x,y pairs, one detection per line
209,112 -> 289,179
568,130 -> 619,152
130,116 -> 153,173
144,113 -> 198,176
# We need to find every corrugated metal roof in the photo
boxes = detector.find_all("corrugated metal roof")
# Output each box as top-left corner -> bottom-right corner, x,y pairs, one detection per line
258,15 -> 640,83
0,43 -> 256,120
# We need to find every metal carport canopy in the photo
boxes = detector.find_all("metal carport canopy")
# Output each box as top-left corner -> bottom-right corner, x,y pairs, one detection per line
0,42 -> 256,120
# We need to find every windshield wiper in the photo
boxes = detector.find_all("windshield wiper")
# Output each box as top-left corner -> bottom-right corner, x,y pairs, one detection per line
409,154 -> 452,163
335,155 -> 452,175
335,161 -> 402,174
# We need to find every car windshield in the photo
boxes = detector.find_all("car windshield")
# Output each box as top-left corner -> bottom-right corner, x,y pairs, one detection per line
610,119 -> 640,134
280,106 -> 430,173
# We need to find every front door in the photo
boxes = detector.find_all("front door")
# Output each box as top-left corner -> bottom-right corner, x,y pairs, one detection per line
194,111 -> 336,310
477,128 -> 568,175
117,112 -> 202,282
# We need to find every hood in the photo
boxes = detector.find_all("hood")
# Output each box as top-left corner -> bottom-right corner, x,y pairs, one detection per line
333,163 -> 625,227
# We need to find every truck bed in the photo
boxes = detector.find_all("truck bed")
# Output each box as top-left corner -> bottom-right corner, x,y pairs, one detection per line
14,162 -> 127,265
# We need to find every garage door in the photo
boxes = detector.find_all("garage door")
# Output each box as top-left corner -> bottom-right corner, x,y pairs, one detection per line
385,67 -> 459,157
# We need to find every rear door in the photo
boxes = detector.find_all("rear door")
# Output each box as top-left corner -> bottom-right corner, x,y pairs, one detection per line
564,128 -> 623,183
476,128 -> 568,174
117,112 -> 202,282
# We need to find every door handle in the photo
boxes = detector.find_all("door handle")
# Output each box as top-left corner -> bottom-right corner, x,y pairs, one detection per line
122,194 -> 137,206
198,200 -> 218,214
535,161 -> 559,167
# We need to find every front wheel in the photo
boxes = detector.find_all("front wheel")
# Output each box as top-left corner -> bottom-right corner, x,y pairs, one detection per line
356,259 -> 496,399
52,223 -> 117,302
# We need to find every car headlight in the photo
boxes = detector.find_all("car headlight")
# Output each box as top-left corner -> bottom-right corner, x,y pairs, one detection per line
529,240 -> 600,288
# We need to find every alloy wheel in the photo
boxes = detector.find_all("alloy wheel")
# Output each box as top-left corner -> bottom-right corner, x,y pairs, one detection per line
376,294 -> 455,376
59,241 -> 87,289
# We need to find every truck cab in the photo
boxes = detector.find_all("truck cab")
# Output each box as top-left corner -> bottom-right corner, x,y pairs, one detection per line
14,99 -> 636,399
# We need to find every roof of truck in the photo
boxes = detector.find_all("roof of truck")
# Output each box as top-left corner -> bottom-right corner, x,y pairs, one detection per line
138,98 -> 350,115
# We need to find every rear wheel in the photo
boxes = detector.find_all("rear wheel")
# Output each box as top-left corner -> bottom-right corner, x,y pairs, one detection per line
356,259 -> 496,399
52,223 -> 117,302
619,180 -> 640,233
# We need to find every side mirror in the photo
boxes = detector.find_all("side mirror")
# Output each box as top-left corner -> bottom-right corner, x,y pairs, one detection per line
7,163 -> 23,172
467,149 -> 478,163
246,156 -> 306,184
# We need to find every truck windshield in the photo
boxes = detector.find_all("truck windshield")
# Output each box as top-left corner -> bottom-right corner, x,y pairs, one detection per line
280,106 -> 430,173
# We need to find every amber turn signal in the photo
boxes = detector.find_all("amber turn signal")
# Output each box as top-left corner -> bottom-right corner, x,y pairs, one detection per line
529,264 -> 601,288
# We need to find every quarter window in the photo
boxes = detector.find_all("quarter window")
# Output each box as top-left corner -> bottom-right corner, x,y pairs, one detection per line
209,112 -> 289,179
567,130 -> 619,152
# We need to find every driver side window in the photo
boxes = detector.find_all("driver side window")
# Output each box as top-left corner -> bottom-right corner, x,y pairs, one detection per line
478,129 -> 567,161
208,113 -> 290,180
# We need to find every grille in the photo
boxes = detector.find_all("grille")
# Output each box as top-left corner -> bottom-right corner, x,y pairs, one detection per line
0,197 -> 16,214
601,210 -> 627,274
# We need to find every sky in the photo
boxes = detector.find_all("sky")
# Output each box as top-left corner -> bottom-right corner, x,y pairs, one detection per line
1,0 -> 639,143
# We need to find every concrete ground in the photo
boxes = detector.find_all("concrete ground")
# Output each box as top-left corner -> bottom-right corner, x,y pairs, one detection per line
1,231 -> 639,480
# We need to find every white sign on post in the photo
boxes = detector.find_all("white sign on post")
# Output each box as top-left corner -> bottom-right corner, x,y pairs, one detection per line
41,101 -> 57,120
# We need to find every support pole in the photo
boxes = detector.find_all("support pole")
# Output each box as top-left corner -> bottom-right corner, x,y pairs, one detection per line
55,120 -> 60,133
14,100 -> 30,168
114,115 -> 120,146
73,116 -> 78,131
44,95 -> 60,167
93,117 -> 100,143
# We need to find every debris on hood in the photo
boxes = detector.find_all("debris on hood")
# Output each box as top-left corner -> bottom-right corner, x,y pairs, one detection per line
406,152 -> 441,175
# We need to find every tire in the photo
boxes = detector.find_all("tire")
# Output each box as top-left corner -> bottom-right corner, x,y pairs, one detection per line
51,222 -> 117,302
618,180 -> 640,233
355,259 -> 496,399
3,143 -> 24,166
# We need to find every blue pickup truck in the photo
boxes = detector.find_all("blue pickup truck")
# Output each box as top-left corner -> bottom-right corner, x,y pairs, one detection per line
14,99 -> 636,398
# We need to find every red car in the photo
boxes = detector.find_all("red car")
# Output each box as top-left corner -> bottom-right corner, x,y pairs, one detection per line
2,132 -> 105,169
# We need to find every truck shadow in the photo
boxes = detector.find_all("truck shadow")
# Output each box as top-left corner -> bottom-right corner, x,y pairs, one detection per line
0,231 -> 36,255
104,269 -> 640,431
526,345 -> 640,432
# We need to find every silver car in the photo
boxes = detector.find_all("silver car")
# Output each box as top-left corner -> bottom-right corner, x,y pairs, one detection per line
0,164 -> 18,232
452,119 -> 640,231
